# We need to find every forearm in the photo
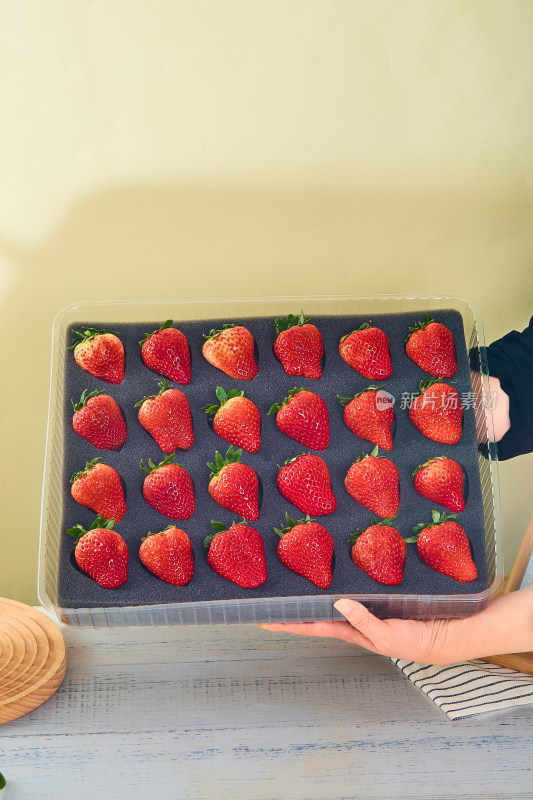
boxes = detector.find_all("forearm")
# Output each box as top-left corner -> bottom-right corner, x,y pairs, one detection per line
445,586 -> 533,661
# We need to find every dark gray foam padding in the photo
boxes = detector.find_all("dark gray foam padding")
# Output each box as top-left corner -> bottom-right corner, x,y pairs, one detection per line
57,310 -> 487,608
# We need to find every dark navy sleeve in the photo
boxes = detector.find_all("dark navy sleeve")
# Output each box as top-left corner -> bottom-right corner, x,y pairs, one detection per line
486,316 -> 533,460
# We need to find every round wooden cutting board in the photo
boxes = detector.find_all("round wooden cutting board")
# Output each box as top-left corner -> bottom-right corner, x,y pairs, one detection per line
0,598 -> 66,725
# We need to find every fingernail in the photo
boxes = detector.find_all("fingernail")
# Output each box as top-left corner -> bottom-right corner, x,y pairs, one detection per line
334,600 -> 352,613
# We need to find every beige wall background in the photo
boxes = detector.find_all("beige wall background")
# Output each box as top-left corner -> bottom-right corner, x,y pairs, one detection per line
1,0 -> 532,605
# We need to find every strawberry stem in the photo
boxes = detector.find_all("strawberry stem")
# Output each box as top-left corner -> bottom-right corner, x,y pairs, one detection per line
67,515 -> 115,541
337,385 -> 383,405
410,509 -> 457,539
273,512 -> 313,537
274,311 -> 310,334
405,313 -> 434,342
134,379 -> 172,408
139,453 -> 177,474
267,387 -> 307,415
348,516 -> 397,545
202,323 -> 238,341
72,389 -> 104,412
70,457 -> 102,483
206,445 -> 242,478
68,327 -> 118,349
139,319 -> 173,345
412,456 -> 447,477
202,386 -> 245,418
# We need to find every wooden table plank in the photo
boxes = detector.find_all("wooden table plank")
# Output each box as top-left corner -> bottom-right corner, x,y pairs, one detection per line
1,613 -> 532,800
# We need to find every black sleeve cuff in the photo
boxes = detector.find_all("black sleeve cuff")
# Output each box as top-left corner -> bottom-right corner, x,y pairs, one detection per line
486,316 -> 533,461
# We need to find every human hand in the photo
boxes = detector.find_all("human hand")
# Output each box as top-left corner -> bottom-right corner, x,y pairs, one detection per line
259,599 -> 465,665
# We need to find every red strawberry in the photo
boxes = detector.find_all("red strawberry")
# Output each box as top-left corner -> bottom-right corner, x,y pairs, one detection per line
406,510 -> 477,582
344,445 -> 400,518
274,513 -> 334,589
413,456 -> 465,513
140,320 -> 191,385
139,526 -> 194,586
207,446 -> 259,521
268,388 -> 329,451
204,520 -> 267,588
70,457 -> 127,523
72,389 -> 127,450
136,379 -> 194,453
273,312 -> 323,379
338,386 -> 394,450
409,379 -> 463,444
277,454 -> 337,516
141,453 -> 195,520
349,519 -> 405,586
405,313 -> 457,378
202,324 -> 258,380
339,323 -> 392,379
203,386 -> 261,453
67,515 -> 128,589
70,327 -> 125,384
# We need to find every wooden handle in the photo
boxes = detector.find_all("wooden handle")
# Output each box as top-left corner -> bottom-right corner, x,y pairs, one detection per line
479,513 -> 533,675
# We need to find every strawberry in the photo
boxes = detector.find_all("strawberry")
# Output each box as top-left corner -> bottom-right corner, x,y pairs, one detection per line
277,454 -> 337,516
204,520 -> 267,588
207,446 -> 259,521
339,323 -> 392,379
338,386 -> 394,450
139,526 -> 195,586
344,445 -> 400,518
406,510 -> 477,582
405,313 -> 457,378
202,323 -> 258,380
409,379 -> 463,444
268,388 -> 329,451
70,457 -> 127,523
349,519 -> 405,586
203,386 -> 261,453
72,389 -> 127,450
140,320 -> 191,385
70,327 -> 125,384
274,513 -> 334,589
67,515 -> 128,589
140,453 -> 195,520
413,456 -> 465,513
273,312 -> 324,379
135,379 -> 194,453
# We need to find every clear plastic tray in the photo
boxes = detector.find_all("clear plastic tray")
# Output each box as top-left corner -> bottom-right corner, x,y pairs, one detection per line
38,295 -> 503,626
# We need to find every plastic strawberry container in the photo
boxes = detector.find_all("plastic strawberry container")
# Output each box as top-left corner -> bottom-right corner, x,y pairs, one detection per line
38,295 -> 504,627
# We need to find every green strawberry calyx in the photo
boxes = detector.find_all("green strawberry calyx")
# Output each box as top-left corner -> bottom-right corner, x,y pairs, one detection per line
67,514 -> 115,542
68,327 -> 118,349
202,386 -> 245,418
412,377 -> 453,399
337,385 -> 383,405
348,516 -> 397,546
405,509 -> 457,542
207,445 -> 242,478
278,453 -> 309,470
139,453 -> 179,474
70,457 -> 103,483
274,311 -> 310,334
134,378 -> 173,408
267,387 -> 307,415
141,524 -> 176,542
203,323 -> 238,341
0,772 -> 6,790
412,456 -> 448,478
71,389 -> 105,412
350,444 -> 383,465
273,512 -> 314,537
405,312 -> 435,343
139,319 -> 173,345
339,322 -> 372,343
203,518 -> 248,549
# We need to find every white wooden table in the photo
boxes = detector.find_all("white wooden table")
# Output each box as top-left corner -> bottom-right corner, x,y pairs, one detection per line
1,609 -> 532,799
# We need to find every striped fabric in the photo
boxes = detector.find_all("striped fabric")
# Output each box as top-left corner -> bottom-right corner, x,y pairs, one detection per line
391,658 -> 533,720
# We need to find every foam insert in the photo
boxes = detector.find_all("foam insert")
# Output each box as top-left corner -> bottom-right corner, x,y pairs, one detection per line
57,309 -> 487,608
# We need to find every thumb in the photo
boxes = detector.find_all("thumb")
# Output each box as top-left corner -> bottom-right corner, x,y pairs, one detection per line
333,599 -> 383,650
